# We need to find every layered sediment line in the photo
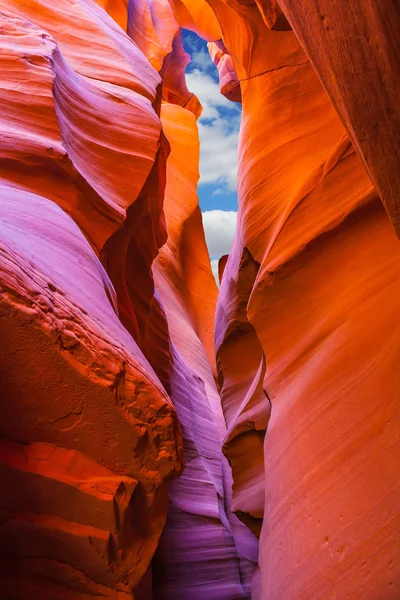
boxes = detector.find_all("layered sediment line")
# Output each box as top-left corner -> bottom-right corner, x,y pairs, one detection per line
1,0 -> 400,599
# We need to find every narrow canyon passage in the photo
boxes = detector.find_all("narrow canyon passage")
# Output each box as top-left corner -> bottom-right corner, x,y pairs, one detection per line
0,1 -> 400,600
181,29 -> 240,284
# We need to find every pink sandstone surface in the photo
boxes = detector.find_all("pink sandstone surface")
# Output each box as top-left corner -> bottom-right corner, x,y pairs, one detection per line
0,0 -> 399,599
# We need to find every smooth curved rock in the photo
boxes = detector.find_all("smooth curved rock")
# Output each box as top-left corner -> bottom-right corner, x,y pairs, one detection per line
161,32 -> 203,118
150,102 -> 257,599
157,104 -> 218,376
0,5 -> 161,250
210,0 -> 400,597
126,0 -> 179,72
168,0 -> 221,41
278,0 -> 400,237
2,0 -> 400,598
0,187 -> 183,597
0,3 -> 186,597
208,41 -> 242,103
0,0 -> 159,98
254,0 -> 290,31
94,0 -> 129,30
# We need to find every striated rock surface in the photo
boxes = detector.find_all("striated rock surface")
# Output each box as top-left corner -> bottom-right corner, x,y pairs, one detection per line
208,41 -> 242,103
278,0 -> 400,236
0,186 -> 183,597
0,2 -> 161,250
208,0 -> 400,598
151,103 -> 257,598
125,0 -> 178,72
123,5 -> 258,596
1,0 -> 400,599
161,32 -> 203,119
0,2 -> 182,597
169,0 -> 221,41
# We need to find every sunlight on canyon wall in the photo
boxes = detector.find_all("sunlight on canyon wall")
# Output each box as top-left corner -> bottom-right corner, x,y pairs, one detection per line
0,0 -> 400,599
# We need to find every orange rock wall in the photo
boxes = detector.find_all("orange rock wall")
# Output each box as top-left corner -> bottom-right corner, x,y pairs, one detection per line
200,0 -> 400,598
0,2 -> 185,596
1,0 -> 400,599
0,0 -> 257,597
278,0 -> 400,236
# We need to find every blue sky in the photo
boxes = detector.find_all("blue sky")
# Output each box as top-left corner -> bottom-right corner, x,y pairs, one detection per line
182,30 -> 240,280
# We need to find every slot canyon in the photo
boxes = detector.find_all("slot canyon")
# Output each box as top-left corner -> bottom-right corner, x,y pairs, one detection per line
0,0 -> 399,598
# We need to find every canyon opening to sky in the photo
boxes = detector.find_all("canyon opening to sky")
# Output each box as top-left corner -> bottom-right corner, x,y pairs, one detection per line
0,1 -> 400,599
183,29 -> 240,283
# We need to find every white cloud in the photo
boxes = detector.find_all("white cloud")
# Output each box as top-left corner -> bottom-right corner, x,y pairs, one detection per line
198,119 -> 239,190
183,35 -> 240,282
185,69 -> 240,191
210,259 -> 220,285
185,69 -> 232,118
202,210 -> 237,258
192,47 -> 214,71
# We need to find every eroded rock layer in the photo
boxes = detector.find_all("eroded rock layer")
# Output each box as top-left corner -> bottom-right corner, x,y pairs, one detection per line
205,0 -> 400,598
0,186 -> 182,597
0,1 -> 181,597
1,0 -> 400,599
0,0 -> 257,597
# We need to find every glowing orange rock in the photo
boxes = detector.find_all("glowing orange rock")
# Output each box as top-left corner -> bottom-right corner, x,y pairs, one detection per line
254,0 -> 290,31
0,0 -> 159,98
0,3 -> 161,250
0,3 -> 183,597
209,1 -> 400,598
208,41 -> 241,103
101,96 -> 258,596
278,0 -> 400,237
93,0 -> 129,30
150,101 -> 257,598
0,185 -> 182,596
125,0 -> 179,71
157,103 -> 218,374
161,32 -> 203,118
168,0 -> 221,41
2,0 -> 400,598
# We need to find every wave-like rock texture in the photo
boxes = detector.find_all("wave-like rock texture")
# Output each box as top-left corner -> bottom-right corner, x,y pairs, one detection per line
1,0 -> 400,599
1,0 -> 257,598
0,2 -> 183,598
99,3 -> 258,595
150,103 -> 258,598
208,41 -> 241,103
206,0 -> 400,598
278,0 -> 400,236
0,186 -> 182,597
0,1 -> 161,250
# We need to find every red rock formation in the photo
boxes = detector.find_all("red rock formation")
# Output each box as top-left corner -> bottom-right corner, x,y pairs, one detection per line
161,32 -> 203,119
125,0 -> 178,72
95,0 -> 129,29
0,184 -> 182,596
1,0 -> 258,597
0,2 -> 182,597
121,6 -> 258,596
208,41 -> 242,103
168,0 -> 221,41
150,103 -> 258,598
204,0 -> 400,598
157,104 -> 218,376
0,1 -> 162,250
278,0 -> 400,237
254,0 -> 290,31
1,0 -> 400,598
